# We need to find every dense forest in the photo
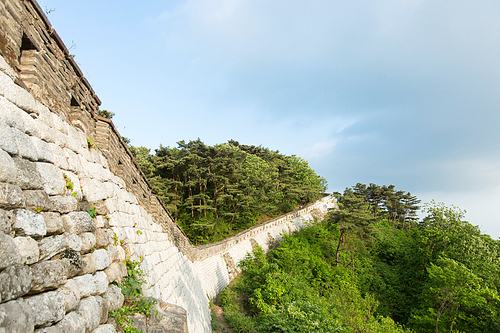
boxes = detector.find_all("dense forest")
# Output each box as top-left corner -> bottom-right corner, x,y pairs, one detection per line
215,183 -> 500,333
128,139 -> 327,244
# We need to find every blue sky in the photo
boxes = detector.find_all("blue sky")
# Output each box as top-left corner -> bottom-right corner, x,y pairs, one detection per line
40,0 -> 500,238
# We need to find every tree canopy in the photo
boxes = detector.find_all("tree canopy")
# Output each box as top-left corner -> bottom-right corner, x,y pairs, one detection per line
129,139 -> 327,243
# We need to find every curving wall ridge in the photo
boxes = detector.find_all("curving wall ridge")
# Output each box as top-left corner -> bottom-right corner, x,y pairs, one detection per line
0,1 -> 337,332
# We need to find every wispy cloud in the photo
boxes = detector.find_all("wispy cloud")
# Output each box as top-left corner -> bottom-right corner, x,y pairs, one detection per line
300,140 -> 337,160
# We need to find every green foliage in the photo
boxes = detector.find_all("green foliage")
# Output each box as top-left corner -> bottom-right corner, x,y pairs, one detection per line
87,206 -> 97,219
63,174 -> 74,190
129,139 -> 327,244
87,138 -> 97,150
97,109 -> 115,119
218,184 -> 500,333
109,259 -> 157,333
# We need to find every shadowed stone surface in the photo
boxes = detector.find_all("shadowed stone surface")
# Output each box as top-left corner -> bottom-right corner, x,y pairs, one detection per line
24,190 -> 50,211
35,326 -> 62,333
13,157 -> 44,190
63,212 -> 95,234
30,259 -> 68,292
55,311 -> 86,333
41,212 -> 64,235
102,284 -> 124,311
0,264 -> 32,301
26,290 -> 65,328
76,296 -> 100,332
0,182 -> 24,209
0,299 -> 35,333
48,196 -> 78,214
0,148 -> 17,183
58,279 -> 81,312
0,233 -> 21,270
0,209 -> 13,234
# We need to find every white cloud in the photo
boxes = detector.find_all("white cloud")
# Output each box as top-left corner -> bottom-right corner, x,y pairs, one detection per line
300,140 -> 337,160
418,185 -> 500,240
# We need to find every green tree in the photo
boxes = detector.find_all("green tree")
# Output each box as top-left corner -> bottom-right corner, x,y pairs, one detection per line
327,189 -> 375,263
97,109 -> 115,119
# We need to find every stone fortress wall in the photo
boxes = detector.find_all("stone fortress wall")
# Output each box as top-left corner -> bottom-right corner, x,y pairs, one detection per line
0,1 -> 337,332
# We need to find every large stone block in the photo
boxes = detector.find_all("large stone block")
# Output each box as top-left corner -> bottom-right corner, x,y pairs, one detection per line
54,311 -> 85,333
13,236 -> 39,264
38,234 -> 67,260
92,249 -> 110,271
12,127 -> 38,161
30,259 -> 68,292
95,228 -> 113,248
73,274 -> 96,298
94,295 -> 108,324
148,302 -> 188,333
48,195 -> 78,214
0,147 -> 17,183
80,232 -> 96,254
65,233 -> 83,252
0,122 -> 18,155
41,212 -> 64,235
127,313 -> 147,333
0,182 -> 24,209
56,250 -> 83,279
0,209 -> 14,234
105,245 -> 119,263
63,212 -> 95,234
58,279 -> 81,312
13,157 -> 44,190
26,290 -> 65,328
93,271 -> 108,295
0,264 -> 32,301
24,190 -> 50,211
0,233 -> 21,270
0,299 -> 35,333
48,143 -> 68,170
13,209 -> 46,238
0,96 -> 39,137
102,284 -> 124,312
11,81 -> 38,115
63,148 -> 82,174
36,162 -> 65,195
35,119 -> 56,145
64,127 -> 81,154
31,136 -> 54,164
80,253 -> 97,275
80,178 -> 108,202
76,296 -> 100,332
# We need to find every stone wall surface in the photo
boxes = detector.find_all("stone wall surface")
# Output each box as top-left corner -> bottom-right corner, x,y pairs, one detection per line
0,1 -> 338,332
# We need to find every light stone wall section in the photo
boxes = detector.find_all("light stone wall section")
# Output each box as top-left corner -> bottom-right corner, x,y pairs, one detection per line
0,50 -> 337,332
0,54 -> 202,332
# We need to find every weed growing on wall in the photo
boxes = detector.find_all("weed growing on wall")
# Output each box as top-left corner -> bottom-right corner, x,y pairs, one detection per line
110,259 -> 157,333
87,138 -> 97,150
88,206 -> 97,219
63,174 -> 74,190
